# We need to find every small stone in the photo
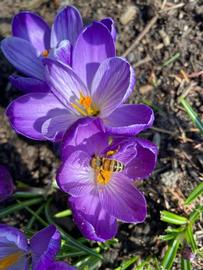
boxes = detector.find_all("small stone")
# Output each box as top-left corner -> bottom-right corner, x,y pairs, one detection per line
159,30 -> 170,46
160,170 -> 180,187
139,84 -> 153,95
120,5 -> 138,25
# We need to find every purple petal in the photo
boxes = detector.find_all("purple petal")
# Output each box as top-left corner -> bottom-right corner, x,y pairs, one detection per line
45,59 -> 89,109
12,11 -> 51,54
70,193 -> 118,241
1,37 -> 45,80
51,6 -> 83,47
31,225 -> 61,270
0,224 -> 28,269
100,17 -> 116,42
0,165 -> 14,202
47,261 -> 75,270
9,75 -> 49,93
104,104 -> 154,135
91,57 -> 135,117
57,150 -> 94,196
6,92 -> 70,142
49,40 -> 72,65
72,21 -> 115,88
99,174 -> 147,223
126,137 -> 158,179
61,118 -> 107,159
122,64 -> 136,102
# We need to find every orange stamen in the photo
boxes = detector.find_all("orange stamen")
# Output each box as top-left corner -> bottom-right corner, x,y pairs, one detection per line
96,170 -> 112,185
42,50 -> 49,57
0,251 -> 23,269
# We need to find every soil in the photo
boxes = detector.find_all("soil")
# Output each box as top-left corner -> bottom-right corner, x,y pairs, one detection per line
0,0 -> 202,269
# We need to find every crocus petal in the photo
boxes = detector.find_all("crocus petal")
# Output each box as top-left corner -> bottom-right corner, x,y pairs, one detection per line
57,150 -> 94,196
72,21 -> 115,88
122,65 -> 136,102
61,118 -> 107,160
104,104 -> 154,135
47,261 -> 75,270
12,11 -> 51,54
91,57 -> 134,117
51,6 -> 83,47
49,40 -> 72,65
0,165 -> 14,202
100,17 -> 116,42
126,137 -> 158,179
6,92 -> 68,141
31,225 -> 61,270
9,75 -> 49,93
69,193 -> 118,241
0,224 -> 28,269
45,59 -> 89,109
1,37 -> 45,80
99,174 -> 147,223
41,111 -> 78,142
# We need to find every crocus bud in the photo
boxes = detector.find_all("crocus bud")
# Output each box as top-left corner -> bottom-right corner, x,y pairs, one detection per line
182,246 -> 196,261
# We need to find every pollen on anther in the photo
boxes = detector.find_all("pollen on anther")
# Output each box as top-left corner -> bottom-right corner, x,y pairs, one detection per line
42,50 -> 49,57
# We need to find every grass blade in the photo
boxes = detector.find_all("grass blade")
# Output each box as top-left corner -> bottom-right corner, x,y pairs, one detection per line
0,197 -> 43,218
179,97 -> 203,134
161,238 -> 181,270
181,258 -> 192,270
185,182 -> 203,205
115,256 -> 139,270
160,211 -> 188,225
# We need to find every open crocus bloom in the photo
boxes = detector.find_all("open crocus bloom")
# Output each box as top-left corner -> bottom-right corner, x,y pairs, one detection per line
1,6 -> 116,93
6,22 -> 153,142
0,165 -> 14,202
0,224 -> 73,270
57,118 -> 158,241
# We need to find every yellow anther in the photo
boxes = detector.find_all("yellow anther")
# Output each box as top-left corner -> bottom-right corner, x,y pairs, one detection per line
42,49 -> 49,57
71,92 -> 100,117
0,251 -> 23,269
96,170 -> 112,185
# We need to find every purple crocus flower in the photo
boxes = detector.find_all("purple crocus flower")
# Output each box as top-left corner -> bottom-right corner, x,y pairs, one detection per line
1,6 -> 116,93
0,165 -> 14,202
6,22 -> 153,142
0,224 -> 74,269
57,118 -> 158,241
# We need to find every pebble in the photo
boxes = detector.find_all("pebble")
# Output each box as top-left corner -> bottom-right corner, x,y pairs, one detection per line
159,30 -> 170,46
120,5 -> 138,25
139,84 -> 153,95
160,170 -> 180,187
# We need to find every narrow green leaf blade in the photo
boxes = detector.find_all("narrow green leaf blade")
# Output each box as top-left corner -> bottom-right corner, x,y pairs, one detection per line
185,182 -> 203,205
189,205 -> 203,224
185,224 -> 197,252
54,209 -> 72,218
181,258 -> 192,270
179,97 -> 203,134
0,197 -> 43,218
114,256 -> 139,270
161,238 -> 181,270
160,211 -> 188,225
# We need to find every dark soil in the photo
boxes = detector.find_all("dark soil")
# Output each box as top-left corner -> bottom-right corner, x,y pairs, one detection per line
0,0 -> 202,269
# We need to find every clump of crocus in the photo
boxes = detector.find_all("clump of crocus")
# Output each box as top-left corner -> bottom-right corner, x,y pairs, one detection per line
1,6 -> 115,93
56,118 -> 158,241
0,165 -> 14,202
0,224 -> 74,269
6,21 -> 153,142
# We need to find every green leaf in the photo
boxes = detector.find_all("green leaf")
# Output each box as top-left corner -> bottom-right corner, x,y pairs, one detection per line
161,238 -> 181,270
27,204 -> 45,229
0,197 -> 43,218
160,211 -> 188,225
162,52 -> 181,67
185,224 -> 197,252
114,256 -> 139,270
44,198 -> 102,260
185,182 -> 203,205
179,97 -> 203,134
189,205 -> 203,224
181,258 -> 192,270
165,227 -> 185,234
25,205 -> 48,227
74,255 -> 102,270
54,209 -> 72,218
160,233 -> 177,241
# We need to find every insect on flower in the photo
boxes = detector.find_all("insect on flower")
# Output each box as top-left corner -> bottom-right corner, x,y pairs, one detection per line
90,155 -> 125,173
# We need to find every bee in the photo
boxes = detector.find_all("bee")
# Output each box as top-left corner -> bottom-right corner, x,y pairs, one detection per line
90,155 -> 125,172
